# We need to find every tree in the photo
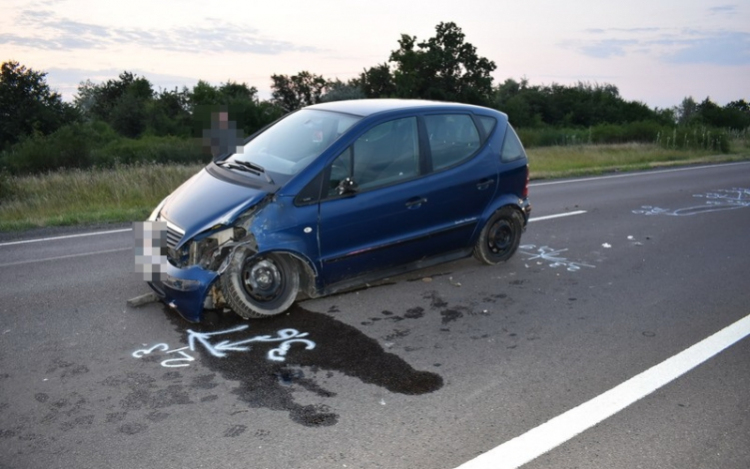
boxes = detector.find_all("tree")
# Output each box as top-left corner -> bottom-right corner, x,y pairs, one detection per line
0,60 -> 78,150
270,71 -> 328,111
146,87 -> 192,137
320,79 -> 366,103
723,100 -> 750,130
695,97 -> 750,130
357,63 -> 396,98
74,71 -> 154,138
389,22 -> 497,105
675,97 -> 699,126
190,80 -> 281,140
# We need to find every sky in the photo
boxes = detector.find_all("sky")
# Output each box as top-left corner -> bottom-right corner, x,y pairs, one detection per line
1,0 -> 749,109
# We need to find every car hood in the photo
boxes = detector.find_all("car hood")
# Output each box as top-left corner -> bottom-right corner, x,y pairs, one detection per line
159,168 -> 271,247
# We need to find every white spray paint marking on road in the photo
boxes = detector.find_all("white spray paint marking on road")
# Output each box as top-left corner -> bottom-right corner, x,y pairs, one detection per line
518,245 -> 595,272
186,325 -> 313,359
455,313 -> 750,469
633,187 -> 750,217
132,325 -> 316,367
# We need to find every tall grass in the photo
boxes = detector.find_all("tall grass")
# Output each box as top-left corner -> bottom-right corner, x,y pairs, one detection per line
0,163 -> 202,231
517,122 -> 732,153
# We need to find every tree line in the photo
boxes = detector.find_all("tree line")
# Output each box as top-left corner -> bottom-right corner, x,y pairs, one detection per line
1,22 -> 748,173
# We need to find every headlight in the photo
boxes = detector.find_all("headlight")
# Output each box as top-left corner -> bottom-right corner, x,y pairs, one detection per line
148,196 -> 170,221
188,226 -> 235,269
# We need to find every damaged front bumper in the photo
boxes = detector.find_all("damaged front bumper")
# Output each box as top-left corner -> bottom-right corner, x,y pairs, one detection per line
146,264 -> 218,323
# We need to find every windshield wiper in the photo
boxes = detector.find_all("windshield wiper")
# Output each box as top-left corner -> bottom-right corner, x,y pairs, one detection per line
218,161 -> 274,184
234,160 -> 273,184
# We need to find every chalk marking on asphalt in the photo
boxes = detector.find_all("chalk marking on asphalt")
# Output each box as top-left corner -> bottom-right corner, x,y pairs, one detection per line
455,313 -> 750,469
0,248 -> 131,267
530,161 -> 750,187
528,210 -> 586,222
0,228 -> 132,247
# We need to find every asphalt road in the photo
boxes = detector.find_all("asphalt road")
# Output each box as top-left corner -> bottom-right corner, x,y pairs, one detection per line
1,162 -> 749,469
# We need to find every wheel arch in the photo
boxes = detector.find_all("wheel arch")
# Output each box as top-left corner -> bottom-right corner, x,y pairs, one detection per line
471,194 -> 529,245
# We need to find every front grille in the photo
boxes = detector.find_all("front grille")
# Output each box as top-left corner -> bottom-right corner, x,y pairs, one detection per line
165,221 -> 185,249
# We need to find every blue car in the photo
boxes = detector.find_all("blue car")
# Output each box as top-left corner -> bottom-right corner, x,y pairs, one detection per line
135,99 -> 531,322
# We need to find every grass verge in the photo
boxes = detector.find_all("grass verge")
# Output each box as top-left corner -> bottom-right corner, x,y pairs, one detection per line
1,144 -> 749,232
527,143 -> 749,179
0,163 -> 203,232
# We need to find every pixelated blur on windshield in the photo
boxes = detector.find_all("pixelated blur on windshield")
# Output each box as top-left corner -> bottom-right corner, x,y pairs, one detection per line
227,109 -> 361,176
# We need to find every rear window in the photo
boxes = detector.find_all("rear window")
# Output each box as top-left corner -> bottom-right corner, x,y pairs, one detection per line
501,125 -> 527,163
476,116 -> 497,137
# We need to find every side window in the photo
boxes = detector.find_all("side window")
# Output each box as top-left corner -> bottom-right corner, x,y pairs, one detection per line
424,114 -> 481,170
476,116 -> 497,138
327,117 -> 419,196
501,125 -> 527,163
327,147 -> 353,196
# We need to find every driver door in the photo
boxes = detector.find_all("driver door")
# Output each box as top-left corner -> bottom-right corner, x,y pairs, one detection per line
317,116 -> 426,285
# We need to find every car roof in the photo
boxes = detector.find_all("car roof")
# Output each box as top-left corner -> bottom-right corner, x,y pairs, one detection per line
306,99 -> 495,117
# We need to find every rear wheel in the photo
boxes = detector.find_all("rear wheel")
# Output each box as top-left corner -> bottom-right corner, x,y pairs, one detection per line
221,249 -> 299,318
474,207 -> 523,265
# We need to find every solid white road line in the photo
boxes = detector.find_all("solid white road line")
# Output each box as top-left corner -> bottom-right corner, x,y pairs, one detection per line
528,210 -> 586,222
0,208 -> 587,249
0,228 -> 132,247
456,313 -> 750,469
0,247 -> 132,267
530,161 -> 750,187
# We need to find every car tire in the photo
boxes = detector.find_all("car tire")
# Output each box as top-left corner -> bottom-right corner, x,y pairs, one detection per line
474,206 -> 523,265
221,249 -> 299,319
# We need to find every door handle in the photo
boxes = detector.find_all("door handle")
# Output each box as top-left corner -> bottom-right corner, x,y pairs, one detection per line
405,197 -> 428,209
477,178 -> 495,190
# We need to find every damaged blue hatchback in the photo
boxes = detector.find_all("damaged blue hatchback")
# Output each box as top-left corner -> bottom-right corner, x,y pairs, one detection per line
135,99 -> 531,322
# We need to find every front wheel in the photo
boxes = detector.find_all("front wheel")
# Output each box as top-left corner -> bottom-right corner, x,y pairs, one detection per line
473,207 -> 524,265
221,249 -> 299,319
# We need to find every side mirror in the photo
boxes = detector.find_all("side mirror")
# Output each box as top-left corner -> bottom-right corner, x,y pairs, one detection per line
336,177 -> 358,196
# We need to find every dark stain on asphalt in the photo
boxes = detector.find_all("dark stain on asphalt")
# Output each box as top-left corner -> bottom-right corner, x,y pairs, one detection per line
405,307 -> 425,319
423,290 -> 448,309
162,304 -> 443,427
440,309 -> 464,324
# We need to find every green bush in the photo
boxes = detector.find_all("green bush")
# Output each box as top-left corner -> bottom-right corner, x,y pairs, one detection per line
0,121 -> 209,174
516,127 -> 590,148
0,122 -> 117,174
92,135 -> 208,167
517,122 -> 731,153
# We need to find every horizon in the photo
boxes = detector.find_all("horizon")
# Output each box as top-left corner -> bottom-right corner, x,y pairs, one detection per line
2,0 -> 749,110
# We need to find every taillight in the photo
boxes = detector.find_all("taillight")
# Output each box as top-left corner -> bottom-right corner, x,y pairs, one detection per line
522,165 -> 529,199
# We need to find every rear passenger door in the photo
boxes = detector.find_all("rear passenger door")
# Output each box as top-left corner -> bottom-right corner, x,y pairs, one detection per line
412,113 -> 499,253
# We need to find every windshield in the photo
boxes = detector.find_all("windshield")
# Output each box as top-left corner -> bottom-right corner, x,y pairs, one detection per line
226,109 -> 361,176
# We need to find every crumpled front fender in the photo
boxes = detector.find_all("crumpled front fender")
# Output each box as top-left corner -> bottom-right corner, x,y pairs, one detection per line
148,264 -> 219,323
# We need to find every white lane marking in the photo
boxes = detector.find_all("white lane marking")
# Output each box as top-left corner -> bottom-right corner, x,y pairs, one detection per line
0,208 -> 586,248
456,313 -> 750,469
0,248 -> 131,267
0,228 -> 132,247
529,210 -> 586,222
530,161 -> 750,187
0,210 -> 581,268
